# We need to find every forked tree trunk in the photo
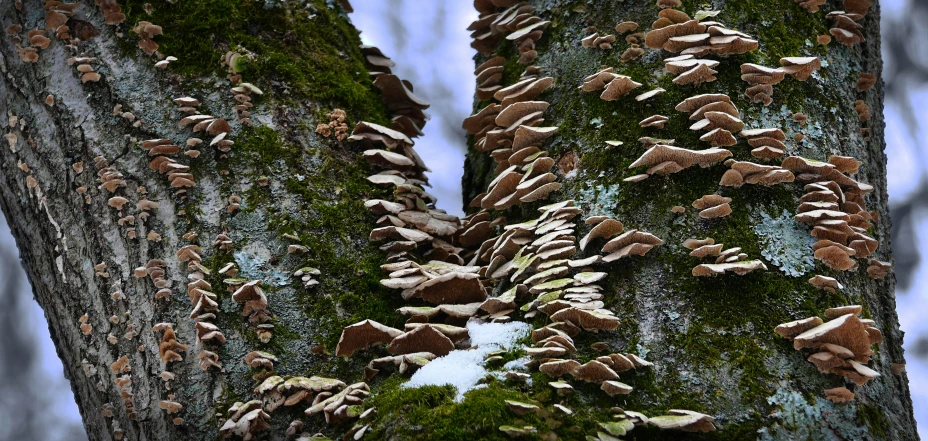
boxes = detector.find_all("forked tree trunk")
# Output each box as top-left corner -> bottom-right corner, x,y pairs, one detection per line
0,0 -> 918,440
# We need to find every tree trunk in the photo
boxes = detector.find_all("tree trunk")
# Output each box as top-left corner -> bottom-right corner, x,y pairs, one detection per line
0,1 -> 918,441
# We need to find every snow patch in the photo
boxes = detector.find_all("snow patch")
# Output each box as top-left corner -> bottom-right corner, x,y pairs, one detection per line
404,321 -> 531,401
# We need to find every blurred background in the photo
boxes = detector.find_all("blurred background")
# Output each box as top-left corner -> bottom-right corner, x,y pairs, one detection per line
0,0 -> 925,439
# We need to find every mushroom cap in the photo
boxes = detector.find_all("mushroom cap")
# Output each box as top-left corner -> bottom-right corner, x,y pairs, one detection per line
644,20 -> 706,49
629,144 -> 732,170
699,204 -> 732,219
775,316 -> 824,339
649,409 -> 716,432
824,386 -> 855,403
809,275 -> 844,291
600,76 -> 643,100
692,260 -> 767,276
550,307 -> 620,331
387,325 -> 455,357
579,219 -> 624,250
675,93 -> 732,113
410,272 -> 487,305
672,63 -> 718,86
572,360 -> 619,383
683,238 -> 715,249
496,101 -> 550,127
699,128 -> 737,146
601,380 -> 634,396
793,314 -> 873,361
824,305 -> 862,319
692,194 -> 732,209
601,229 -> 664,254
539,359 -> 582,377
335,320 -> 403,357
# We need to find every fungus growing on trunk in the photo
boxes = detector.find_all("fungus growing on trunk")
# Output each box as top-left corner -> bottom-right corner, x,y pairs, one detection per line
692,195 -> 732,219
335,320 -> 404,357
629,144 -> 732,179
692,260 -> 767,277
649,410 -> 716,432
809,275 -> 844,293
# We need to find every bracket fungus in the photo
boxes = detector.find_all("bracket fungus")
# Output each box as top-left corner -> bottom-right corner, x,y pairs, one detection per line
809,275 -> 844,293
600,229 -> 664,262
649,410 -> 716,432
692,260 -> 767,277
639,115 -> 669,129
628,144 -> 732,180
779,57 -> 822,81
335,320 -> 404,357
156,325 -> 188,364
776,308 -> 881,390
580,68 -> 642,100
220,401 -> 271,440
828,11 -> 865,46
692,195 -> 732,219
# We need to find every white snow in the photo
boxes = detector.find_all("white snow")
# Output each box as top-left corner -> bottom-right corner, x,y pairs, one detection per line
403,320 -> 532,401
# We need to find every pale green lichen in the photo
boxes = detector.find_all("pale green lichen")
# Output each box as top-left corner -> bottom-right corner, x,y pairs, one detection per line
757,384 -> 870,441
752,209 -> 816,277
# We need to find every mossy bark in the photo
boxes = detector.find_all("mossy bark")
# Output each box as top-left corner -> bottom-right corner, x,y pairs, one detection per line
0,1 -> 398,440
458,0 -> 919,440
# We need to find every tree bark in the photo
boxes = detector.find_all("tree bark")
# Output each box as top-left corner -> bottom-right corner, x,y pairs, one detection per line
461,0 -> 919,440
0,0 -> 919,441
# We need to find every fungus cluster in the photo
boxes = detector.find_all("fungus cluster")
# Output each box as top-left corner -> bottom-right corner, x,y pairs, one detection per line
684,237 -> 768,276
314,109 -> 349,141
740,128 -> 788,160
719,160 -> 795,187
582,28 -> 616,50
94,0 -> 127,26
232,280 -> 274,342
782,156 -> 884,275
67,56 -> 102,84
742,57 -> 823,107
775,305 -> 882,401
136,259 -> 171,299
474,56 -> 505,100
185,263 -> 225,371
579,67 -> 642,101
6,23 -> 52,63
475,2 -> 549,65
828,10 -> 866,46
613,21 -> 646,62
674,94 -> 744,148
626,143 -> 732,182
235,375 -> 373,440
691,194 -> 732,219
220,400 -> 271,440
230,83 -> 261,128
645,9 -> 758,57
132,21 -> 162,56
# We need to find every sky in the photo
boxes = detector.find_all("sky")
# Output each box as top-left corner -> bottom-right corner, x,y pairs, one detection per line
0,0 -> 925,439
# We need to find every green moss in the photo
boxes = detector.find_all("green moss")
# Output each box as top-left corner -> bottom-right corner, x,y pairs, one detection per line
365,378 -> 553,441
857,402 -> 890,439
120,0 -> 390,122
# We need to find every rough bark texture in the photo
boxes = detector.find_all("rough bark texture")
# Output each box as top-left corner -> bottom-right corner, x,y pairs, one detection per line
0,1 -> 398,440
461,0 -> 919,440
0,0 -> 919,441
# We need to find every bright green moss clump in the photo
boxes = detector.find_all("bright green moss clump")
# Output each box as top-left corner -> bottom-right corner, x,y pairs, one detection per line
120,0 -> 390,122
